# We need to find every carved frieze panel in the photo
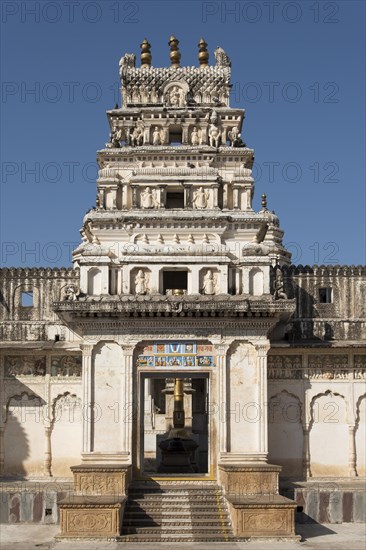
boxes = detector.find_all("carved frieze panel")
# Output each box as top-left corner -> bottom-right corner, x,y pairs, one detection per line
354,355 -> 366,379
241,509 -> 292,536
268,354 -> 366,380
50,356 -> 82,377
267,356 -> 302,379
60,506 -> 122,537
4,356 -> 46,377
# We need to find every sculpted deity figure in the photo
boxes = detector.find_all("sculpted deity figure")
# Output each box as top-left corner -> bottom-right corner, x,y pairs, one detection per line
228,126 -> 246,148
106,127 -> 122,148
202,270 -> 216,295
209,123 -> 221,147
166,85 -> 185,107
135,269 -> 148,295
192,186 -> 209,209
273,268 -> 287,300
130,126 -> 143,147
190,127 -> 202,146
152,126 -> 162,145
64,285 -> 79,301
140,186 -> 158,209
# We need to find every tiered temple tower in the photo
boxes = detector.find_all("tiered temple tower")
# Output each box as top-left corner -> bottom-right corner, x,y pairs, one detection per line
54,37 -> 298,539
51,37 -> 300,538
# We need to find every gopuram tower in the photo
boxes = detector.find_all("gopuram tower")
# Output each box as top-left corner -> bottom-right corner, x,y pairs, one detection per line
54,38 -> 298,540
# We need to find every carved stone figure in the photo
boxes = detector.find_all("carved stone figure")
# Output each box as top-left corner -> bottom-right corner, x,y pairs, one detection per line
106,127 -> 122,148
64,285 -> 79,301
192,187 -> 209,209
202,270 -> 216,295
135,269 -> 148,295
119,53 -> 136,78
152,126 -> 162,145
273,268 -> 287,300
130,126 -> 143,147
190,127 -> 202,146
209,123 -> 221,147
165,85 -> 185,107
140,187 -> 158,209
228,126 -> 246,148
214,47 -> 231,67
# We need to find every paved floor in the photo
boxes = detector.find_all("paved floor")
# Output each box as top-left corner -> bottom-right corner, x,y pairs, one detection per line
0,524 -> 365,550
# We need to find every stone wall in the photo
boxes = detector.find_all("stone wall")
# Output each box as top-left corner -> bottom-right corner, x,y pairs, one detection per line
278,265 -> 366,342
0,268 -> 79,342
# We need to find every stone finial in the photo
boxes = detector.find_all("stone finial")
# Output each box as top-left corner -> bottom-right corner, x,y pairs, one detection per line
261,193 -> 267,210
169,35 -> 181,68
140,38 -> 151,68
198,37 -> 209,67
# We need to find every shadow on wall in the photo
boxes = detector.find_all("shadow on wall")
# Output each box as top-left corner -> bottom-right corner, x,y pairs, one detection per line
3,388 -> 45,479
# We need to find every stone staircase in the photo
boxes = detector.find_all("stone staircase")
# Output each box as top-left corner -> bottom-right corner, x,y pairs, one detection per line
119,481 -> 235,542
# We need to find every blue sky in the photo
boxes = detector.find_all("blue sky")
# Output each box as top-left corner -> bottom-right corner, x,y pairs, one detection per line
1,0 -> 365,267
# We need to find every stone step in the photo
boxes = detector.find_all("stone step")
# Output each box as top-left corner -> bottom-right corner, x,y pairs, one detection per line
122,483 -> 234,541
118,535 -> 237,542
123,518 -> 232,525
128,491 -> 221,498
124,510 -> 228,518
121,528 -> 233,535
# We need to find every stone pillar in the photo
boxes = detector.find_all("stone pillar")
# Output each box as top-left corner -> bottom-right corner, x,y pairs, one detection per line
0,427 -> 4,475
303,427 -> 311,479
81,344 -> 93,454
222,182 -> 229,209
218,265 -> 228,294
255,342 -> 270,457
348,425 -> 357,477
44,427 -> 52,476
215,344 -> 229,454
121,345 -> 134,460
182,124 -> 189,144
233,186 -> 240,209
190,265 -> 200,294
183,184 -> 192,208
131,185 -> 138,208
159,185 -> 167,208
212,184 -> 219,209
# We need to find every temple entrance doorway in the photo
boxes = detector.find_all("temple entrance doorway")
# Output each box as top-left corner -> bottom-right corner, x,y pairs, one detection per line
138,372 -> 210,476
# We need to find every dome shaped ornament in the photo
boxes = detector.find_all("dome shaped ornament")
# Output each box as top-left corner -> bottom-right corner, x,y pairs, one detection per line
198,38 -> 209,67
169,35 -> 181,68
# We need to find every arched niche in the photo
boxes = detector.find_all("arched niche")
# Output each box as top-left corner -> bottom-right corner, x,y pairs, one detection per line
249,268 -> 264,296
50,392 -> 82,477
268,390 -> 304,479
87,267 -> 102,295
4,393 -> 44,476
309,390 -> 348,477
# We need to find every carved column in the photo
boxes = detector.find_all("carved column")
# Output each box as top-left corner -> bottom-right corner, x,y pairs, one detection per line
81,344 -> 93,454
214,344 -> 230,455
212,184 -> 219,209
184,184 -> 192,208
121,345 -> 134,461
0,427 -> 4,475
131,185 -> 138,208
159,185 -> 167,208
348,425 -> 357,477
303,427 -> 311,478
254,342 -> 271,457
44,427 -> 52,476
232,186 -> 240,209
182,124 -> 189,144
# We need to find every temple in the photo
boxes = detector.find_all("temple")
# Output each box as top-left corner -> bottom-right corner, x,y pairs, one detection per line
0,37 -> 365,541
